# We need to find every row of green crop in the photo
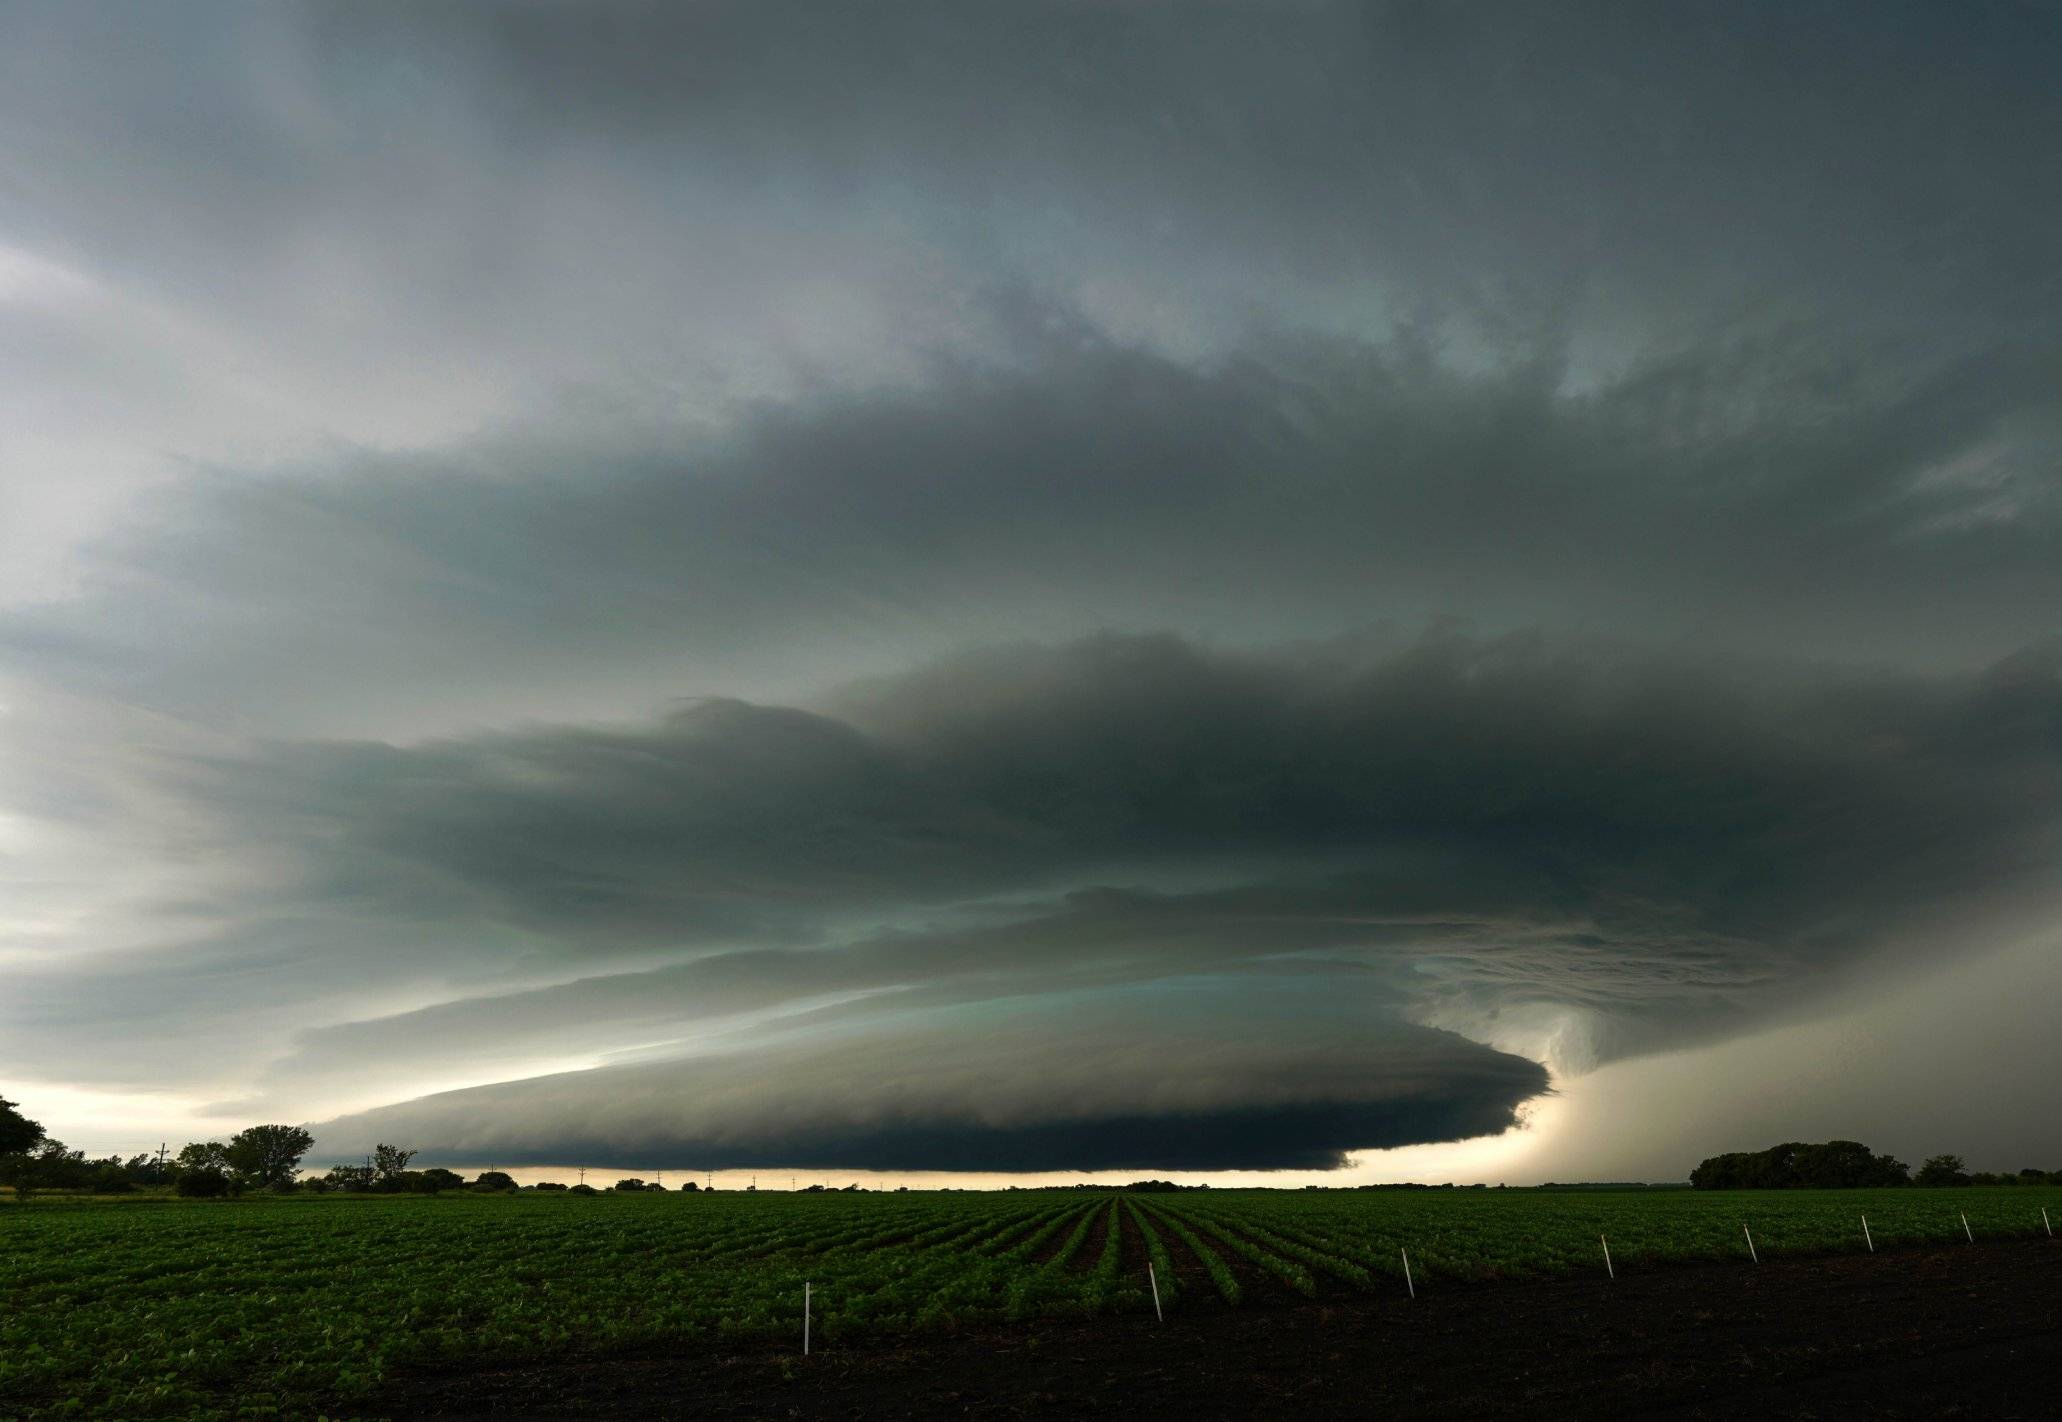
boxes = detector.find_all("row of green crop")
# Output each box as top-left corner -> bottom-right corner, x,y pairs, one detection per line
0,1192 -> 1115,1420
1149,1186 -> 2062,1285
3,1188 -> 2057,1420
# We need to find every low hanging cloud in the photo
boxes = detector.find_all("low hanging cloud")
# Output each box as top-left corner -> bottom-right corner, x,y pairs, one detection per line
66,628 -> 2043,1169
312,979 -> 1553,1172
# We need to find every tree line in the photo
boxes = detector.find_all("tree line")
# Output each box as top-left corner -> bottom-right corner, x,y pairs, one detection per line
1690,1140 -> 2062,1189
0,1095 -> 704,1199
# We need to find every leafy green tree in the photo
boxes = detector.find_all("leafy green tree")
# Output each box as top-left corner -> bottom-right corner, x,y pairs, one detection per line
1916,1154 -> 1970,1187
472,1170 -> 518,1191
174,1140 -> 238,1197
176,1168 -> 233,1198
0,1098 -> 59,1197
321,1162 -> 374,1190
225,1125 -> 315,1191
0,1095 -> 45,1156
176,1141 -> 231,1174
1,1140 -> 87,1196
1691,1140 -> 1910,1189
370,1143 -> 417,1190
417,1167 -> 464,1193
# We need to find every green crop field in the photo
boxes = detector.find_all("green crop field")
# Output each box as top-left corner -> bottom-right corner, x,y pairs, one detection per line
3,1186 -> 2057,1420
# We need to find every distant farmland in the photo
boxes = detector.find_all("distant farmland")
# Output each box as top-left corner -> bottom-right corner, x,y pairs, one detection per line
4,1186 -> 2059,1419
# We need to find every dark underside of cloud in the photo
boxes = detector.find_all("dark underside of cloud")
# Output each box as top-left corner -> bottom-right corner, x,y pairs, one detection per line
233,628 -> 2060,1170
312,1003 -> 1552,1171
325,1101 -> 1537,1175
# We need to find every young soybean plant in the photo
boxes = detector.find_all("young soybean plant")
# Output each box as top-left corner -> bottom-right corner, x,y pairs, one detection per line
1124,1200 -> 1180,1312
1140,1204 -> 1243,1305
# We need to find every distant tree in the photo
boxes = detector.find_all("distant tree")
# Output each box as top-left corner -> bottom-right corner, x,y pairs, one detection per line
177,1141 -> 229,1172
177,1154 -> 234,1187
1916,1154 -> 1970,1188
123,1151 -> 168,1188
614,1178 -> 647,1192
530,1180 -> 569,1192
568,1183 -> 599,1196
1691,1141 -> 1909,1189
225,1125 -> 315,1192
2,1140 -> 90,1196
171,1141 -> 237,1197
322,1163 -> 375,1192
0,1095 -> 45,1156
417,1167 -> 464,1193
88,1156 -> 138,1193
678,1180 -> 699,1192
367,1143 -> 418,1191
472,1170 -> 517,1192
1792,1141 -> 1908,1188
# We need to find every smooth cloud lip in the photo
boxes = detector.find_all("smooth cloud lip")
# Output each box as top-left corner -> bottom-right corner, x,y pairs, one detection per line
309,988 -> 1556,1172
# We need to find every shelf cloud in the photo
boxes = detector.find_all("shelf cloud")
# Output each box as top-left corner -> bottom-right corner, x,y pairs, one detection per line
18,630 -> 2058,1168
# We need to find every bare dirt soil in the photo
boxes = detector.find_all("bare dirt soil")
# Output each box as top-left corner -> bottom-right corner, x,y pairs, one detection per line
381,1237 -> 2062,1420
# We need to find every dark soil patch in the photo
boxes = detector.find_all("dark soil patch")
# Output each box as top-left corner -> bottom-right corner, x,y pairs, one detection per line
379,1238 -> 2062,1420
1073,1200 -> 1117,1275
1113,1204 -> 1149,1280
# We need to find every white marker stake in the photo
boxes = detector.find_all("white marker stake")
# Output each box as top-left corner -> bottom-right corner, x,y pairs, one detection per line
1148,1263 -> 1163,1323
1862,1215 -> 1873,1253
2044,1207 -> 2052,1238
1401,1247 -> 1415,1299
1962,1212 -> 1974,1243
803,1281 -> 812,1356
1743,1224 -> 1759,1264
1601,1235 -> 1614,1280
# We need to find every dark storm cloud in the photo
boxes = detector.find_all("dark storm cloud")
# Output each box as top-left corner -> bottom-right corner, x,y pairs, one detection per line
9,314 -> 2060,737
6,0 -> 2062,730
91,628 -> 2049,1166
310,982 -> 1552,1171
13,0 -> 2055,327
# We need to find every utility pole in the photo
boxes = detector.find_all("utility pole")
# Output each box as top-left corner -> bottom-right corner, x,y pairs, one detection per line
578,1166 -> 586,1185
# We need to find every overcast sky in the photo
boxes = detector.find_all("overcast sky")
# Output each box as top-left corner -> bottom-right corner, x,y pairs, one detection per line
3,0 -> 2060,1183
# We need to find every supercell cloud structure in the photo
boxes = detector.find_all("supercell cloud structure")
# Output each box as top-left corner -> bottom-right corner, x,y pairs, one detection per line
1,1 -> 2060,1172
